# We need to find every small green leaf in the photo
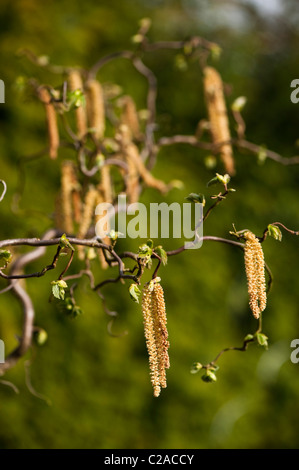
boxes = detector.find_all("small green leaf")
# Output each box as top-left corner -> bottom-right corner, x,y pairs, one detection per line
129,283 -> 141,303
0,250 -> 12,265
34,328 -> 48,346
185,193 -> 206,206
201,369 -> 217,383
108,229 -> 124,241
57,280 -> 68,289
59,234 -> 75,251
131,33 -> 143,44
267,224 -> 282,242
256,333 -> 269,349
67,89 -> 85,110
207,176 -> 219,187
174,54 -> 188,71
154,246 -> 168,266
138,243 -> 152,258
51,283 -> 61,300
170,179 -> 184,190
231,96 -> 247,112
207,173 -> 230,187
95,153 -> 105,168
87,247 -> 97,260
244,333 -> 254,342
219,173 -> 231,185
139,17 -> 152,30
190,362 -> 203,374
257,146 -> 267,165
210,44 -> 222,61
204,155 -> 217,170
146,239 -> 154,249
51,280 -> 68,300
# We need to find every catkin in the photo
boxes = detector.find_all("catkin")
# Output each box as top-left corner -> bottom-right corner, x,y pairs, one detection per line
96,163 -> 113,268
203,66 -> 235,176
95,189 -> 111,270
120,95 -> 141,141
77,186 -> 98,260
38,87 -> 60,160
244,231 -> 267,319
85,79 -> 105,140
118,124 -> 168,201
98,164 -> 113,204
142,279 -> 170,397
77,186 -> 98,239
125,150 -> 141,203
68,70 -> 87,139
60,161 -> 79,234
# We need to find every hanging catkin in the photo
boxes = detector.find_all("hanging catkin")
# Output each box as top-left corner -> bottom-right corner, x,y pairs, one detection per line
38,87 -> 60,160
77,186 -> 98,260
68,70 -> 87,139
60,161 -> 79,234
203,66 -> 235,176
98,163 -> 113,204
119,95 -> 141,141
243,231 -> 267,319
96,167 -> 113,269
118,124 -> 168,202
85,79 -> 105,140
142,279 -> 170,397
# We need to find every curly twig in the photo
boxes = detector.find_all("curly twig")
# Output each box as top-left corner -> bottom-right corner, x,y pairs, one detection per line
0,180 -> 7,202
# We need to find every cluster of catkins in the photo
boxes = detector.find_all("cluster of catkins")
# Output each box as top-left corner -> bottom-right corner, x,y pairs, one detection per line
38,70 -> 170,252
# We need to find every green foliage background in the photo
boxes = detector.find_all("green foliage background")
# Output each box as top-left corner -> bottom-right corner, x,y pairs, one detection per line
0,0 -> 299,449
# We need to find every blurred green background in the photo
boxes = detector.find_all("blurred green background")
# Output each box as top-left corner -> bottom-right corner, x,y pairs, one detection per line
0,0 -> 299,449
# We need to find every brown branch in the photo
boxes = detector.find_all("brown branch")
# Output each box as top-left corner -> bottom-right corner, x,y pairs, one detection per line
0,229 -> 57,374
236,139 -> 299,165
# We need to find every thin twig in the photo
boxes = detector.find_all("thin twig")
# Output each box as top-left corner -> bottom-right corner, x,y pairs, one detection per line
0,180 -> 7,202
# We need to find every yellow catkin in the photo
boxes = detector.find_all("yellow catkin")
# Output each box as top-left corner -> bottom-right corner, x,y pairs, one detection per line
142,279 -> 170,397
120,95 -> 141,141
98,164 -> 113,204
77,186 -> 99,260
85,79 -> 105,140
77,186 -> 98,238
151,283 -> 170,388
244,231 -> 267,319
68,70 -> 87,139
38,87 -> 60,160
203,66 -> 235,176
60,161 -> 79,234
94,190 -> 111,269
125,150 -> 141,204
96,164 -> 113,268
118,125 -> 168,201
